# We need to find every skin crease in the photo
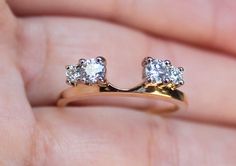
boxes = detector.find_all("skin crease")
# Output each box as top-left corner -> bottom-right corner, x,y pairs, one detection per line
0,0 -> 235,165
6,0 -> 236,54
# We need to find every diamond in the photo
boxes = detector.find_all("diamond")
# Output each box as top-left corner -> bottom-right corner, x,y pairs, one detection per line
79,58 -> 106,84
169,67 -> 184,85
143,58 -> 184,88
143,59 -> 170,84
66,65 -> 80,85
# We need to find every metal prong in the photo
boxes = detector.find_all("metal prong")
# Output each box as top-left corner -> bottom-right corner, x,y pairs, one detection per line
81,78 -> 92,86
164,60 -> 171,66
142,57 -> 153,66
66,80 -> 77,87
84,82 -> 91,86
71,82 -> 77,87
65,65 -> 71,70
81,77 -> 86,83
179,80 -> 184,86
66,79 -> 71,85
178,67 -> 184,72
146,77 -> 152,84
97,77 -> 106,84
163,78 -> 171,84
96,56 -> 106,65
78,58 -> 86,65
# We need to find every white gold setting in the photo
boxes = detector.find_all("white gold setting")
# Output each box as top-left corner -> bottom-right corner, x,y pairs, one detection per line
66,57 -> 106,86
142,57 -> 184,88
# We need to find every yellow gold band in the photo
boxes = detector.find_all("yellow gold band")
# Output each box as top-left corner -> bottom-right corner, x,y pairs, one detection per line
57,83 -> 187,114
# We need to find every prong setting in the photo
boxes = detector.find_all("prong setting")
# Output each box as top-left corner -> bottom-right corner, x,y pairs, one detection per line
143,59 -> 185,89
65,65 -> 80,86
96,56 -> 106,65
179,80 -> 184,86
164,60 -> 171,66
65,65 -> 72,70
178,67 -> 184,72
66,79 -> 71,85
66,57 -> 107,86
97,76 -> 106,85
142,57 -> 154,67
146,77 -> 152,84
71,82 -> 77,87
78,58 -> 86,66
163,78 -> 171,84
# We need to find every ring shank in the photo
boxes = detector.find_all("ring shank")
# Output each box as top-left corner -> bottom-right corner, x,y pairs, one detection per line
57,83 -> 187,114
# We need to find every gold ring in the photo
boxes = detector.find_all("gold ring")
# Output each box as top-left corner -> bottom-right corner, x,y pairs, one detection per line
57,57 -> 187,114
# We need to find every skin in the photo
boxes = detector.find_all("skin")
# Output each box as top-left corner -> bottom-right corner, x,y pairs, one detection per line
0,0 -> 236,165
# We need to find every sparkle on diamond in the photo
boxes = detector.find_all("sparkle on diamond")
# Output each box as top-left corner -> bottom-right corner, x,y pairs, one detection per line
143,59 -> 184,86
144,59 -> 169,84
80,58 -> 106,84
169,67 -> 184,85
66,65 -> 80,84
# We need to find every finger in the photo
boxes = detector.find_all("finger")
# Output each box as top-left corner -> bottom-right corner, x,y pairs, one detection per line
0,1 -> 35,164
18,17 -> 236,124
33,107 -> 236,165
7,0 -> 236,54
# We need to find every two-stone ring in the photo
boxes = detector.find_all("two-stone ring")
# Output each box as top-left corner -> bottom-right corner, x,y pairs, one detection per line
57,56 -> 187,114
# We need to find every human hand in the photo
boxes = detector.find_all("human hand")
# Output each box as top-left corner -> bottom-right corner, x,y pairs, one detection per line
1,0 -> 236,165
